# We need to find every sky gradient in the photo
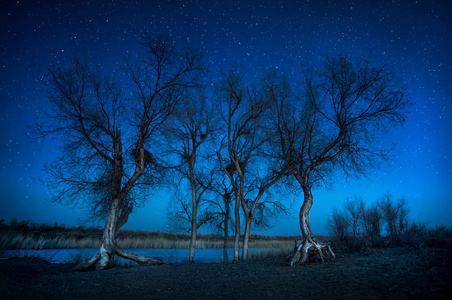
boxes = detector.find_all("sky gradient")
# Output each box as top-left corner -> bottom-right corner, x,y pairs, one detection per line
1,0 -> 451,236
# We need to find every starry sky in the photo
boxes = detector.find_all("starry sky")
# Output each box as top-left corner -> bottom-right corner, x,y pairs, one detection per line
0,0 -> 451,236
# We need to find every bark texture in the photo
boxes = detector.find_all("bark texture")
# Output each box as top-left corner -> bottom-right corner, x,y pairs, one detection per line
289,183 -> 335,266
73,132 -> 163,271
73,198 -> 163,271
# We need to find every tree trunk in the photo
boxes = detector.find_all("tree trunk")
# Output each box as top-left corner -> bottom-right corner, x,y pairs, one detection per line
189,207 -> 197,263
73,196 -> 121,271
73,131 -> 163,271
223,196 -> 230,262
188,160 -> 198,263
289,182 -> 335,266
233,192 -> 241,261
242,217 -> 252,260
73,197 -> 164,271
189,225 -> 197,263
73,197 -> 117,270
97,196 -> 120,269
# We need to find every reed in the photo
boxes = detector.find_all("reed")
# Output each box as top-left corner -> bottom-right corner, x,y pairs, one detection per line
0,220 -> 331,251
0,232 -> 101,249
0,232 -> 324,251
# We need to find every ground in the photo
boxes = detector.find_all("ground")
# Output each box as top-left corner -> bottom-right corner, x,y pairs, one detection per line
1,246 -> 451,299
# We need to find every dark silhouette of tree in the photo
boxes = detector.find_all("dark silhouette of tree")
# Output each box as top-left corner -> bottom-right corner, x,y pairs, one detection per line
344,197 -> 361,237
366,204 -> 383,239
327,208 -> 349,241
271,54 -> 410,265
328,192 -> 410,248
378,192 -> 409,240
164,93 -> 216,262
33,35 -> 204,270
357,198 -> 382,240
205,173 -> 235,262
216,68 -> 257,261
166,185 -> 216,235
216,69 -> 289,260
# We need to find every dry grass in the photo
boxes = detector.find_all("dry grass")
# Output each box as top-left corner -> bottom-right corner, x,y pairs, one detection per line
0,220 -> 334,252
0,220 -> 321,250
0,232 -> 308,250
0,232 -> 102,249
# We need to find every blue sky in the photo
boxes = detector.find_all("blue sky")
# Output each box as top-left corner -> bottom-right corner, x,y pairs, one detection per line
0,0 -> 451,236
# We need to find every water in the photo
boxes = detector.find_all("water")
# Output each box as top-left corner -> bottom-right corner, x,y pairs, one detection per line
0,248 -> 273,264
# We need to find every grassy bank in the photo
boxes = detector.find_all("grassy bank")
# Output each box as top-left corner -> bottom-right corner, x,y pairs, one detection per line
0,220 -> 332,251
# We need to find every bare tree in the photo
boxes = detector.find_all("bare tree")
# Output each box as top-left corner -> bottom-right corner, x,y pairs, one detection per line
378,192 -> 409,241
397,200 -> 409,235
357,199 -> 382,239
327,208 -> 349,241
216,68 -> 257,261
241,182 -> 290,260
216,69 -> 288,260
333,192 -> 411,246
206,174 -> 235,262
272,54 -> 410,265
34,35 -> 204,270
344,197 -> 361,237
167,189 -> 194,234
366,204 -> 383,239
164,93 -> 216,262
166,185 -> 216,235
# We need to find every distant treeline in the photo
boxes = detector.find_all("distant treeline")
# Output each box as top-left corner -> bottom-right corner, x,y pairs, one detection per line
0,219 -> 317,250
326,194 -> 452,250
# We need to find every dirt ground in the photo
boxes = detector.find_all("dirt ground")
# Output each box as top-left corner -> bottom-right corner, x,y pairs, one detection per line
1,246 -> 451,299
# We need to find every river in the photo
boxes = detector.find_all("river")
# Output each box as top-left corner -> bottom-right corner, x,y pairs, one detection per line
0,248 -> 276,264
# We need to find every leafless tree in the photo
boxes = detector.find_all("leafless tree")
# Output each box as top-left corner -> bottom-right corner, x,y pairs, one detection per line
272,54 -> 410,265
357,199 -> 368,235
216,68 -> 256,261
216,68 -> 289,260
206,174 -> 235,262
166,185 -> 216,235
366,204 -> 383,239
327,208 -> 349,241
333,191 -> 410,246
34,35 -> 204,270
163,93 -> 216,262
344,197 -> 361,237
357,199 -> 382,239
378,192 -> 409,240
397,202 -> 409,235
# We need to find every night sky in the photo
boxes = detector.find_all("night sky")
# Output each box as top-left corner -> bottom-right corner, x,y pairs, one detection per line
1,0 -> 451,236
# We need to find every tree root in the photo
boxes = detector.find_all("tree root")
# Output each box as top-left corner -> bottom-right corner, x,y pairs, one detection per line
72,252 -> 102,271
289,238 -> 335,266
116,249 -> 163,265
72,247 -> 163,271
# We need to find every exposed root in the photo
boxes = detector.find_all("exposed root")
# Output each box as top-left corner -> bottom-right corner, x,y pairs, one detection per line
289,238 -> 335,266
97,245 -> 112,270
116,249 -> 163,265
72,252 -> 101,271
73,247 -> 163,271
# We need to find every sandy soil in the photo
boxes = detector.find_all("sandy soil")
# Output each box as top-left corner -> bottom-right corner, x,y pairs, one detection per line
1,246 -> 451,299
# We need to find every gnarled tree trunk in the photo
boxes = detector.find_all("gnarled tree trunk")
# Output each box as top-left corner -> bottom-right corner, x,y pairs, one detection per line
289,184 -> 335,266
73,197 -> 163,271
73,134 -> 163,271
97,196 -> 120,269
